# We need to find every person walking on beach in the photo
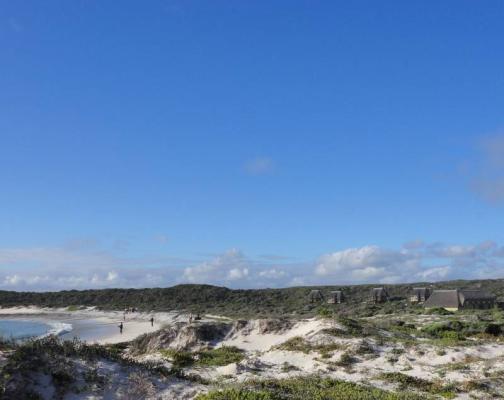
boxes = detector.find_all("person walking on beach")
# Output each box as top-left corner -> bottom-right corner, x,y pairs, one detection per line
150,317 -> 154,327
118,322 -> 123,334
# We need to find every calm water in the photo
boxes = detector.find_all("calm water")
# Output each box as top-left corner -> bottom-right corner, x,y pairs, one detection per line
0,319 -> 72,340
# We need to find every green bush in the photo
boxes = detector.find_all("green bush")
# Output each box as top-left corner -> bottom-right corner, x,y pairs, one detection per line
161,346 -> 244,368
378,372 -> 456,397
196,377 -> 425,399
197,346 -> 245,367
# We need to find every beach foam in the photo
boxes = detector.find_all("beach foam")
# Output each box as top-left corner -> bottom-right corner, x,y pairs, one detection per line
44,321 -> 73,338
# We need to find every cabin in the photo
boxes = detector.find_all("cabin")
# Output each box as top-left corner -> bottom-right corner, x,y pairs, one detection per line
458,290 -> 495,309
424,289 -> 495,311
370,287 -> 389,304
327,290 -> 344,304
409,287 -> 431,303
308,289 -> 324,303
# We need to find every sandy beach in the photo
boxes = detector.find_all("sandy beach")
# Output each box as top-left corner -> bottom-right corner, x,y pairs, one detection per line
0,306 -> 187,344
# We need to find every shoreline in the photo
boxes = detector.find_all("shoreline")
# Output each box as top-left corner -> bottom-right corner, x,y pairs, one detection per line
0,306 -> 186,344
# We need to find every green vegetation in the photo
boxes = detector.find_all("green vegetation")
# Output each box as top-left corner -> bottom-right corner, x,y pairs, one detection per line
425,308 -> 454,316
0,278 -> 501,318
276,336 -> 344,356
160,349 -> 195,368
378,372 -> 456,398
280,362 -> 300,373
0,336 -> 174,399
334,351 -> 357,367
198,347 -> 245,367
195,377 -> 427,399
419,319 -> 504,345
161,346 -> 245,368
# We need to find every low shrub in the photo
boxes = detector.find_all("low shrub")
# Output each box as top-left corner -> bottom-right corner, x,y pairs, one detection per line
378,372 -> 456,398
161,346 -> 244,368
195,376 -> 426,399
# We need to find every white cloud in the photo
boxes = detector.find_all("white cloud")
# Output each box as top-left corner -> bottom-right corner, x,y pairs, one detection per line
315,245 -> 420,283
1,240 -> 504,291
415,266 -> 452,280
227,267 -> 249,280
182,249 -> 250,285
259,268 -> 287,279
315,242 -> 504,285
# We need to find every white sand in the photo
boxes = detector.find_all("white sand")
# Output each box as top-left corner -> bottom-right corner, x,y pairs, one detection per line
219,318 -> 331,351
5,307 -> 504,398
0,306 -> 188,344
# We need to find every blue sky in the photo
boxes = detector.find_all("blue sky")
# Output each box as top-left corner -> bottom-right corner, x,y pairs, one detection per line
1,1 -> 504,290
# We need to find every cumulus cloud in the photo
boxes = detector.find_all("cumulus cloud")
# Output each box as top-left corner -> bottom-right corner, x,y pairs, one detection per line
0,243 -> 186,291
415,266 -> 452,280
259,268 -> 287,279
1,240 -> 504,291
182,249 -> 250,285
315,242 -> 504,284
316,245 -> 420,283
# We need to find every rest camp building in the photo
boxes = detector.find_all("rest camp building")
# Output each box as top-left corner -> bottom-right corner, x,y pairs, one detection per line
424,289 -> 495,311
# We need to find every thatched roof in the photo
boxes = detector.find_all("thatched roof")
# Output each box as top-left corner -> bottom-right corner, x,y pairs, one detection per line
412,287 -> 429,295
424,289 -> 495,309
459,290 -> 495,305
308,289 -> 324,302
424,290 -> 460,309
372,287 -> 388,296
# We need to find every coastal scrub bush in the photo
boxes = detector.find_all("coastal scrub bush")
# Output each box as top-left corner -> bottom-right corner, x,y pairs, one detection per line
276,337 -> 311,353
196,346 -> 245,367
337,317 -> 365,336
160,349 -> 195,368
281,362 -> 300,373
195,376 -> 426,399
276,336 -> 344,355
425,308 -> 454,316
334,351 -> 357,367
378,372 -> 456,398
161,346 -> 244,368
317,307 -> 333,318
122,372 -> 156,400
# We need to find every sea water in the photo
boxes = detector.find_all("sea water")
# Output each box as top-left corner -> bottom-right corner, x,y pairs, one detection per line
0,319 -> 72,340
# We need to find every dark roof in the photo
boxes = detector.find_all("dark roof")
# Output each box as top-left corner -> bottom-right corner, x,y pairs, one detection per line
459,290 -> 495,304
413,287 -> 429,293
309,290 -> 324,300
424,290 -> 460,309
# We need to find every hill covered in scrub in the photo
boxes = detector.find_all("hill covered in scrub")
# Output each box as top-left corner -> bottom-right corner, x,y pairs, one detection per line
1,278 -> 504,318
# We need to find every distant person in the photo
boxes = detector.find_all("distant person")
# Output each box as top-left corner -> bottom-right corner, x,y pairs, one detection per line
189,313 -> 193,324
118,322 -> 123,334
150,317 -> 154,327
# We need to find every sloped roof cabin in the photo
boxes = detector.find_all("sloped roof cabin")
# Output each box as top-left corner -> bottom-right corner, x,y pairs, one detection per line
410,287 -> 431,303
424,289 -> 495,311
371,287 -> 388,303
308,289 -> 324,303
327,290 -> 344,304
